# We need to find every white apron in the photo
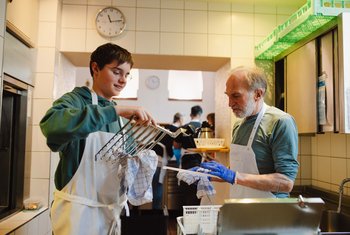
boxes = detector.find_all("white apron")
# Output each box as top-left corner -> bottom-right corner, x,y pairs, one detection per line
51,91 -> 127,235
229,103 -> 275,198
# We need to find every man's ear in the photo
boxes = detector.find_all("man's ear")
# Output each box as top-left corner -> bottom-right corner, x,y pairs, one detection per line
254,88 -> 264,100
91,62 -> 99,75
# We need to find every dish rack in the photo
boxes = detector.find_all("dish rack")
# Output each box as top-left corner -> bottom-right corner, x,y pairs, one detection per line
177,205 -> 221,235
194,138 -> 225,149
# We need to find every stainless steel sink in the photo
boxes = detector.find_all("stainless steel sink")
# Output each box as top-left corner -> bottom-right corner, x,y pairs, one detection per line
319,210 -> 350,232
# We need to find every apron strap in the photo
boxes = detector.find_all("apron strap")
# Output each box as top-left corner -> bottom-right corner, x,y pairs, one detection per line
247,103 -> 267,148
54,190 -> 118,210
55,190 -> 129,235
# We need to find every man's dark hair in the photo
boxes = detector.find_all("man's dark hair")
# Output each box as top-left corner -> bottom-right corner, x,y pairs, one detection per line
191,105 -> 203,116
89,43 -> 134,76
173,112 -> 182,123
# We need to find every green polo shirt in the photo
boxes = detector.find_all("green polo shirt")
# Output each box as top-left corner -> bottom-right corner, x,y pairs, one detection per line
40,86 -> 123,190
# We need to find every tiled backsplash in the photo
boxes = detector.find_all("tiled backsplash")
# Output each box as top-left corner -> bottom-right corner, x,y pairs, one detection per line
297,133 -> 350,196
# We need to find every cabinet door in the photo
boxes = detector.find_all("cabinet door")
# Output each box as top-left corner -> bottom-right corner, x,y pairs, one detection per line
319,31 -> 335,132
0,0 -> 5,37
6,0 -> 38,47
338,12 -> 350,133
286,40 -> 317,134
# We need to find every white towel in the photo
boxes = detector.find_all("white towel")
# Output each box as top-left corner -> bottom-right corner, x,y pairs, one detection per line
116,149 -> 158,206
177,167 -> 216,199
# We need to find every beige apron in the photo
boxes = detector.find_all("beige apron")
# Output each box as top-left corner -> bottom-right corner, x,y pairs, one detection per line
229,103 -> 275,198
51,91 -> 127,235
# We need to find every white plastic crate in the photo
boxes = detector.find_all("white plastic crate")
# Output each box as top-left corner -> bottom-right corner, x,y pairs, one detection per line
194,138 -> 225,149
178,205 -> 221,235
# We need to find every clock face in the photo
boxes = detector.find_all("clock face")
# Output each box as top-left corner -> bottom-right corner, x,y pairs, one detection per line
145,76 -> 160,89
96,7 -> 126,38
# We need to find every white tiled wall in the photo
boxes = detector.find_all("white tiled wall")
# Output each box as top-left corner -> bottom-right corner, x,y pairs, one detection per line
16,0 -> 61,234
297,133 -> 350,196
59,0 -> 294,61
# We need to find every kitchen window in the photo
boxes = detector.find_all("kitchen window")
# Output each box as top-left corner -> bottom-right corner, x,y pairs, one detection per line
168,70 -> 203,101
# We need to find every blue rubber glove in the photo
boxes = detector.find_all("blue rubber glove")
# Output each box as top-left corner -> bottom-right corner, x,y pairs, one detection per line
200,161 -> 236,184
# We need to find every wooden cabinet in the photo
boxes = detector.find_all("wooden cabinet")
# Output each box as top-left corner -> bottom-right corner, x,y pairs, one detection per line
319,31 -> 336,132
273,16 -> 350,134
6,0 -> 38,47
286,40 -> 317,134
338,12 -> 350,133
0,0 -> 5,37
0,0 -> 5,125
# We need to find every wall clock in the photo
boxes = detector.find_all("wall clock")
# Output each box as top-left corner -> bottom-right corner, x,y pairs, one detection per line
145,75 -> 160,89
95,7 -> 126,38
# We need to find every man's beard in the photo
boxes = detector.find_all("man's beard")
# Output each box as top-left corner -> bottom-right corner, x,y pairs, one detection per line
234,92 -> 255,119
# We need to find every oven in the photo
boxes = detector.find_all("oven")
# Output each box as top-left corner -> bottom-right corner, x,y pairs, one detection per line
0,74 -> 31,220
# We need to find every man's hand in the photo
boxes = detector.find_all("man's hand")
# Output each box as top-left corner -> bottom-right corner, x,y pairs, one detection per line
115,105 -> 156,125
200,161 -> 236,184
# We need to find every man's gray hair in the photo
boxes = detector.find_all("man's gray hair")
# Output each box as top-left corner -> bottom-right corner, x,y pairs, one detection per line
229,66 -> 267,93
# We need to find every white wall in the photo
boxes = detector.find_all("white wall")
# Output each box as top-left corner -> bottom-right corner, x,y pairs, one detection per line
76,67 -> 215,124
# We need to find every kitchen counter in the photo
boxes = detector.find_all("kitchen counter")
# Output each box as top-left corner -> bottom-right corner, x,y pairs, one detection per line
291,185 -> 350,215
0,207 -> 48,235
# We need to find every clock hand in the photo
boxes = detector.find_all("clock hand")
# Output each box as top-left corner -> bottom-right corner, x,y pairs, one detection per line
108,15 -> 112,23
111,19 -> 123,23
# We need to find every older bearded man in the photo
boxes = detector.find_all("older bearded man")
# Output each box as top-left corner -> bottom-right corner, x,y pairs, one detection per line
200,66 -> 299,199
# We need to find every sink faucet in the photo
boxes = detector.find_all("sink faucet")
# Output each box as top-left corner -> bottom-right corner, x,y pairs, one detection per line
337,178 -> 350,213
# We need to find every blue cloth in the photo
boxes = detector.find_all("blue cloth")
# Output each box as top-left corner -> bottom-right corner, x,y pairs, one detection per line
232,105 -> 299,198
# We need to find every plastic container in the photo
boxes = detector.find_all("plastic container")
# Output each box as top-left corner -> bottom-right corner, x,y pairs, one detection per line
23,198 -> 42,210
178,205 -> 221,235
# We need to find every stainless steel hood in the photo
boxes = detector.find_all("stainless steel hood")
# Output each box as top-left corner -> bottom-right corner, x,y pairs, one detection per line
218,197 -> 324,235
3,32 -> 36,86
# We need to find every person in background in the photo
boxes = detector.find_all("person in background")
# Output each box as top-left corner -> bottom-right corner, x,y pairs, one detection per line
176,105 -> 204,206
187,105 -> 203,130
164,112 -> 183,166
206,112 -> 215,132
200,66 -> 299,198
151,143 -> 168,209
180,105 -> 203,169
166,112 -> 184,132
40,43 -> 156,235
151,113 -> 184,209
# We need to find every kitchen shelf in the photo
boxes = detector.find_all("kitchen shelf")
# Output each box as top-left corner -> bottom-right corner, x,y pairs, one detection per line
185,147 -> 229,162
186,147 -> 229,153
255,0 -> 350,60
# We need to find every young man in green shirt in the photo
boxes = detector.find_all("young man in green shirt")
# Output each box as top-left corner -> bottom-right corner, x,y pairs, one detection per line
40,43 -> 155,235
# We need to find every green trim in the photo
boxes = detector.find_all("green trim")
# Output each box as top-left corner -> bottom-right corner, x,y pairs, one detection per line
254,0 -> 350,60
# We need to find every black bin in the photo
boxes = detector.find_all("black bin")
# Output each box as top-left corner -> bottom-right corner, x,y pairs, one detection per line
121,207 -> 169,235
